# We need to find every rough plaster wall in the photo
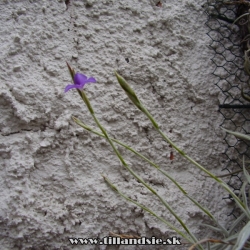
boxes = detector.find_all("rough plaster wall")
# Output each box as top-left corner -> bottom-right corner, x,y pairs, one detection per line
0,0 -> 233,249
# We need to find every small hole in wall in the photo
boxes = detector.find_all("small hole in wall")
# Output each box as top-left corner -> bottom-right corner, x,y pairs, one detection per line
85,3 -> 93,8
156,1 -> 162,7
125,58 -> 129,63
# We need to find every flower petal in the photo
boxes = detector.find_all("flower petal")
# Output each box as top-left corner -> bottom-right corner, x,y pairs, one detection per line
85,77 -> 97,83
64,84 -> 78,92
74,73 -> 87,86
65,73 -> 96,93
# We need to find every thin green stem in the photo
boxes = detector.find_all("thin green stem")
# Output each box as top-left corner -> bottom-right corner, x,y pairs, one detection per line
157,128 -> 247,217
103,175 -> 195,245
74,91 -> 201,247
114,72 -> 248,215
142,114 -> 248,218
91,114 -> 200,245
73,117 -> 221,225
116,72 -> 250,215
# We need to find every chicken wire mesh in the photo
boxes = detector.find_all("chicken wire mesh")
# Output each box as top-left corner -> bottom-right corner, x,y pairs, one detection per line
205,0 -> 250,217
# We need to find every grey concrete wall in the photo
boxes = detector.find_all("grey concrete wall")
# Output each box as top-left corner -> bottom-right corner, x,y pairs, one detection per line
0,0 -> 229,249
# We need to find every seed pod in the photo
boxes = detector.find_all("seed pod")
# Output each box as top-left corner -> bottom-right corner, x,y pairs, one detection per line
115,71 -> 142,111
115,71 -> 159,129
66,62 -> 75,80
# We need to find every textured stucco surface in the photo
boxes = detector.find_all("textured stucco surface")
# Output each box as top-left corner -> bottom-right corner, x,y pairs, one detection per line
0,0 -> 234,249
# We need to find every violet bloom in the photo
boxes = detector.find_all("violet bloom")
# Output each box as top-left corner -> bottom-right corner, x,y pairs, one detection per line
65,73 -> 96,92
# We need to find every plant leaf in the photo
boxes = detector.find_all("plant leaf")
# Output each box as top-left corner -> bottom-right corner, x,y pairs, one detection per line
222,128 -> 250,141
243,156 -> 250,184
232,221 -> 250,250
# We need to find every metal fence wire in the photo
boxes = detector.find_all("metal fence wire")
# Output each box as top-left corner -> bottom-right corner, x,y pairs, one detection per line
205,0 -> 250,217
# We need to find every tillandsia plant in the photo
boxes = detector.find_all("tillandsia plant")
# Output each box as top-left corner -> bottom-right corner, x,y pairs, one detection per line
210,1 -> 250,102
195,128 -> 250,250
229,0 -> 250,102
65,63 -> 249,249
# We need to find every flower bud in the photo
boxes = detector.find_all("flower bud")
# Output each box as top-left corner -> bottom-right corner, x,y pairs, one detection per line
115,71 -> 142,111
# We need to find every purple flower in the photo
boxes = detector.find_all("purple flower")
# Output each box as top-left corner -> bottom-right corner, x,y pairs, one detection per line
64,73 -> 96,92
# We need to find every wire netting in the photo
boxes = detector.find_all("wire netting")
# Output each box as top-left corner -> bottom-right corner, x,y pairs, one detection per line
205,0 -> 250,217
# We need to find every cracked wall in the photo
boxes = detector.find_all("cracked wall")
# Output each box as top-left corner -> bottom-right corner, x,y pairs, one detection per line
0,0 -> 231,249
